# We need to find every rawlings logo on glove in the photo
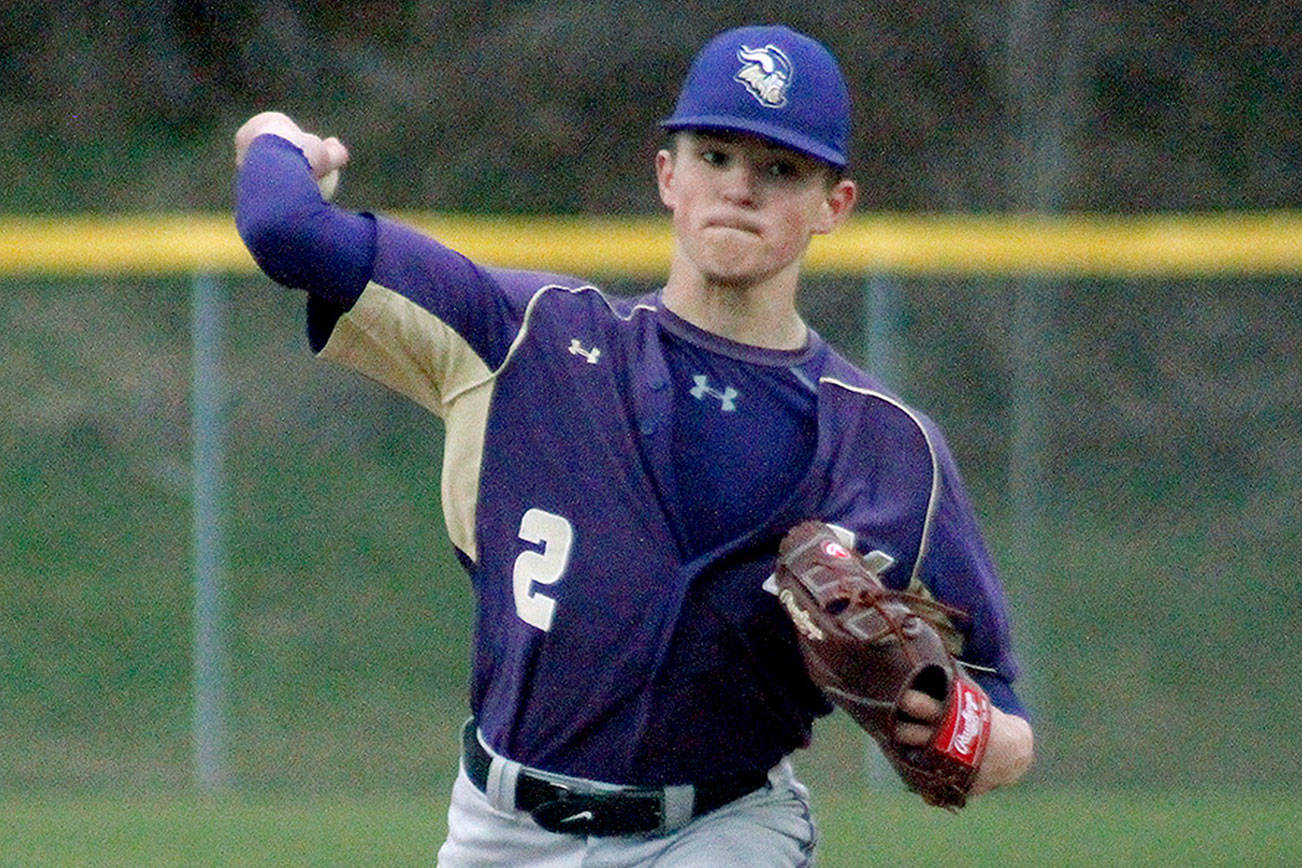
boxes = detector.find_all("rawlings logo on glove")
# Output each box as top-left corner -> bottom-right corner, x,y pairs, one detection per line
939,679 -> 991,767
773,520 -> 992,809
778,588 -> 826,641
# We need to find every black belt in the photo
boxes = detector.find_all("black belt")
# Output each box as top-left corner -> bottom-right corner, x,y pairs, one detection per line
461,719 -> 769,836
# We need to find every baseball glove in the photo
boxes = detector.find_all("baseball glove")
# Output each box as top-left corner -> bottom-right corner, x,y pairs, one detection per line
773,520 -> 992,809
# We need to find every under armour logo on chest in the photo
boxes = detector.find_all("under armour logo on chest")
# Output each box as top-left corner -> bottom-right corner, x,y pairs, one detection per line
690,374 -> 738,411
568,338 -> 601,364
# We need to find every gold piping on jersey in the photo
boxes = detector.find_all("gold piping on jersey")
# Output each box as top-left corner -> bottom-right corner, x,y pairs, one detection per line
817,377 -> 943,589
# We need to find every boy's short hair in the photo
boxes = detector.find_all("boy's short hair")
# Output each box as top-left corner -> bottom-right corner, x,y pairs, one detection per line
666,129 -> 847,188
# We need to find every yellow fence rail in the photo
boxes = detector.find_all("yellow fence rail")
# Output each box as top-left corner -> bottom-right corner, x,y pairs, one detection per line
3,211 -> 1301,278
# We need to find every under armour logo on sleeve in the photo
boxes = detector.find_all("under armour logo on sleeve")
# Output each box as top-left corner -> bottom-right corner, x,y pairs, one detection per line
690,375 -> 738,411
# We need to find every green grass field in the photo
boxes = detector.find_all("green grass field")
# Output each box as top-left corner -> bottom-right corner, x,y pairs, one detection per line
2,787 -> 1296,867
4,278 -> 1301,866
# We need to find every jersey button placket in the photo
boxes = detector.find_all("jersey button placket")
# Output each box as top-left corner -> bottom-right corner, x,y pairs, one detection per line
640,377 -> 669,436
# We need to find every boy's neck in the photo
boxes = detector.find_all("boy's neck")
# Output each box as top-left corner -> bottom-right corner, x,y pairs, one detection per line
661,274 -> 808,350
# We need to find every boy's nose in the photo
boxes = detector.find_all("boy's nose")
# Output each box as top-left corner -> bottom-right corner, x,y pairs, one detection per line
720,163 -> 759,205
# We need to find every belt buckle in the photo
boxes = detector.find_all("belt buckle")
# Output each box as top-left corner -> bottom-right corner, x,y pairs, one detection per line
528,783 -> 664,836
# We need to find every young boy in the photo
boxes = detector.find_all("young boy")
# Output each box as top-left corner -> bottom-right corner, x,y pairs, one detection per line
235,24 -> 1033,867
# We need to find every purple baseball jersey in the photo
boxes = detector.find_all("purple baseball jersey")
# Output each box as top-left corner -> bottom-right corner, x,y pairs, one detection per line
237,135 -> 1025,787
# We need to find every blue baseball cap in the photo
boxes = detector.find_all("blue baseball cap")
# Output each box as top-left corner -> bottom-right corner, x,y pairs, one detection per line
661,25 -> 851,169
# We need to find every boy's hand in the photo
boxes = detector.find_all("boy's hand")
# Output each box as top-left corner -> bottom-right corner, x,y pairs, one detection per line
234,111 -> 349,190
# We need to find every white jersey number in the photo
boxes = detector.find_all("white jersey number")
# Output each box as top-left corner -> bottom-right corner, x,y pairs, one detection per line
512,508 -> 573,632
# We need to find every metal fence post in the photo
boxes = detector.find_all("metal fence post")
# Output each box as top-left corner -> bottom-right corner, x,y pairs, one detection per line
861,270 -> 907,792
864,272 -> 905,391
191,270 -> 229,790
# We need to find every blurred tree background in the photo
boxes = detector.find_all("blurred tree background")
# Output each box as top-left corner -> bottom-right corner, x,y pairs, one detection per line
2,0 -> 1300,798
2,0 -> 1298,213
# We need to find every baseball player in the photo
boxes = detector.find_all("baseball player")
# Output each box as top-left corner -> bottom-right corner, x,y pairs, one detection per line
234,24 -> 1033,867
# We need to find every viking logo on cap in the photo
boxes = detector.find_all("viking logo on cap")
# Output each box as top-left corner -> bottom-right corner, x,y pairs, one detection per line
734,44 -> 793,108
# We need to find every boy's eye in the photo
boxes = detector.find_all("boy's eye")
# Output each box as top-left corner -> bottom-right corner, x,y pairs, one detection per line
702,149 -> 728,166
768,159 -> 812,181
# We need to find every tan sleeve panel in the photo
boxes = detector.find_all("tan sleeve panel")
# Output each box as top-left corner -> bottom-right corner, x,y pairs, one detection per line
317,282 -> 492,415
317,282 -> 495,560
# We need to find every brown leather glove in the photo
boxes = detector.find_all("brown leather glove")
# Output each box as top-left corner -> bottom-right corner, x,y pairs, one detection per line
774,520 -> 992,809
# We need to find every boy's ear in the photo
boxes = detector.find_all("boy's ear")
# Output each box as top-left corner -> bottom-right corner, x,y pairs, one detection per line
814,178 -> 858,234
655,149 -> 677,210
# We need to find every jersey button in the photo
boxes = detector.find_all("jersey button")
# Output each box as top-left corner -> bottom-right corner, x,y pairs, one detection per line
640,419 -> 657,435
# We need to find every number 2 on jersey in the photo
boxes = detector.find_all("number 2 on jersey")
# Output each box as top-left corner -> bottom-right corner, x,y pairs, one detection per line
512,508 -> 573,631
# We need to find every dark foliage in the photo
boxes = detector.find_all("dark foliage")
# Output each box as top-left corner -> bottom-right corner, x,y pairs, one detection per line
1,1 -> 1296,213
